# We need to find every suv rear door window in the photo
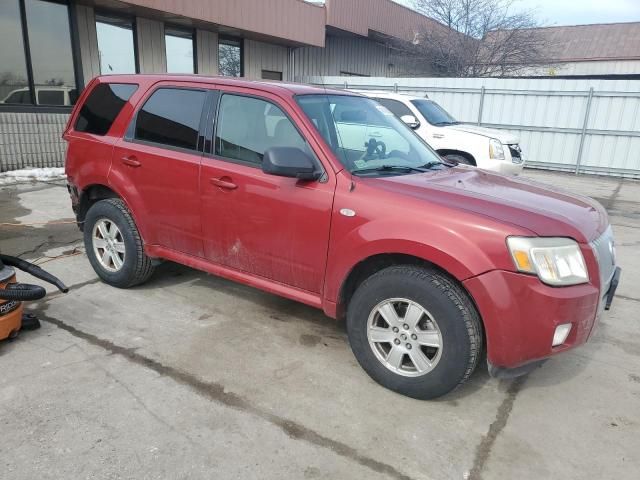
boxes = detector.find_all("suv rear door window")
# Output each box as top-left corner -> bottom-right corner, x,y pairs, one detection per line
134,88 -> 206,151
75,83 -> 138,135
215,94 -> 310,165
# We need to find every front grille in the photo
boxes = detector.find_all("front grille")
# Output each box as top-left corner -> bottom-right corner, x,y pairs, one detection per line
590,225 -> 616,294
508,145 -> 523,164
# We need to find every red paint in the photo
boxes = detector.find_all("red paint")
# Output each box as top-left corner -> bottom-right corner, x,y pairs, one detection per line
64,75 -> 612,369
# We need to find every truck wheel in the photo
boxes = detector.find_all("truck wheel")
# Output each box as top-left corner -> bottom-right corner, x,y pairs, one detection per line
346,265 -> 482,399
84,198 -> 155,288
444,154 -> 473,165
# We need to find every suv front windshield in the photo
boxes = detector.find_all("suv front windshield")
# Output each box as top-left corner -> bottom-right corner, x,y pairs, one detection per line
296,94 -> 444,176
411,99 -> 458,126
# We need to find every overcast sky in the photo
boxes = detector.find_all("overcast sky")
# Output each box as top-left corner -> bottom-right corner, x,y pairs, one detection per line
397,0 -> 640,26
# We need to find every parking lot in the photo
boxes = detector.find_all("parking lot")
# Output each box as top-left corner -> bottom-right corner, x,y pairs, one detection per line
1,169 -> 639,480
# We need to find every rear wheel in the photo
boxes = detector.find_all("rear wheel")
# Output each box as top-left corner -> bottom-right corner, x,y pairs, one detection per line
84,198 -> 154,288
346,265 -> 482,399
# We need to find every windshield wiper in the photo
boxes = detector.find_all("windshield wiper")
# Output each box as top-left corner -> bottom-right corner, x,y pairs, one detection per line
420,161 -> 443,169
351,164 -> 428,176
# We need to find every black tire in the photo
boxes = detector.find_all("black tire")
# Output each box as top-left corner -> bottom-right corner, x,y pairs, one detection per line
346,265 -> 482,400
83,198 -> 155,288
444,154 -> 474,166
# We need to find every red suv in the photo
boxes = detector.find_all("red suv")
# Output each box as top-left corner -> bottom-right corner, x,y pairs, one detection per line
64,75 -> 620,399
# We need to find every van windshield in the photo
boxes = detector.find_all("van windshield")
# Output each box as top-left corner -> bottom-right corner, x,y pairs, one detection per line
410,99 -> 458,126
296,94 -> 444,176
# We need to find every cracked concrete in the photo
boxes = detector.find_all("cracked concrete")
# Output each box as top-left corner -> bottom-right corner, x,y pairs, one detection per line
1,170 -> 639,479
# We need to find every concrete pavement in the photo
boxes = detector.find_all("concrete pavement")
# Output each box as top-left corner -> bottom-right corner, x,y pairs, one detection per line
1,169 -> 638,479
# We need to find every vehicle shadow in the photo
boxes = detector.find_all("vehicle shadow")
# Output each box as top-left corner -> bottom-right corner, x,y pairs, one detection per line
135,260 -> 494,400
136,260 -> 345,333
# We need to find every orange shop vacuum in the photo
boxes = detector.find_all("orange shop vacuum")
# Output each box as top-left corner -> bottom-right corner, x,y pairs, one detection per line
0,254 -> 68,340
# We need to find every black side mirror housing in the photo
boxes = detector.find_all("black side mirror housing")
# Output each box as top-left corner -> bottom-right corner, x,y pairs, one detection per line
400,114 -> 420,130
262,147 -> 321,181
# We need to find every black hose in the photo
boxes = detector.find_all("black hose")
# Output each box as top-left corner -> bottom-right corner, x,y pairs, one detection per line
0,254 -> 68,293
0,283 -> 47,301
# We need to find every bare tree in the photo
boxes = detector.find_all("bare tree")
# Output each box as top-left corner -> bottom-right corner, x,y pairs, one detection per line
219,43 -> 242,77
394,0 -> 553,77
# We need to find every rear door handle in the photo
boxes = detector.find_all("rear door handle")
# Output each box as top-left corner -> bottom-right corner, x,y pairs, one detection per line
210,177 -> 238,190
121,156 -> 141,168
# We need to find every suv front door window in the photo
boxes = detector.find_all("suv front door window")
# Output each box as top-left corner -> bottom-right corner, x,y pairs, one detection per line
374,98 -> 414,119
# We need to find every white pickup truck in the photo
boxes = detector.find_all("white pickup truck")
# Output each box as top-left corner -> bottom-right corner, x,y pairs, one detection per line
358,91 -> 524,175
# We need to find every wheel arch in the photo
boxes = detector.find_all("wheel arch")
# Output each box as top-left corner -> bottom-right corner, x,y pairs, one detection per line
437,149 -> 476,166
77,183 -> 151,247
77,184 -> 120,230
334,252 -> 482,328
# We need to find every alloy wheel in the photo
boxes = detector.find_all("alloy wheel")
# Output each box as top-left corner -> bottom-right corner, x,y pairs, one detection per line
92,218 -> 126,272
367,298 -> 443,377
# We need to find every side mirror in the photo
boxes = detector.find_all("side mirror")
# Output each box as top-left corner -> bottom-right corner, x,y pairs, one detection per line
400,114 -> 420,129
262,147 -> 321,181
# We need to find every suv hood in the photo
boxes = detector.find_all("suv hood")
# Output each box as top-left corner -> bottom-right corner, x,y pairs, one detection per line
371,167 -> 607,242
445,123 -> 519,144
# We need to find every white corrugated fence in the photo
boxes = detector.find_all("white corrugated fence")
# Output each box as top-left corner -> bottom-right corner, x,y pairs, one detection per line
304,76 -> 640,179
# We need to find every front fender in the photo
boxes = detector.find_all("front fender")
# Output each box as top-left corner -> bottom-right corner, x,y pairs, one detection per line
323,216 -> 505,306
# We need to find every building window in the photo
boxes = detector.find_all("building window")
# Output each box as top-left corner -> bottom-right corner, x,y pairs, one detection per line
165,27 -> 195,74
218,37 -> 242,77
0,0 -> 78,107
261,70 -> 282,81
0,1 -> 29,104
96,14 -> 136,75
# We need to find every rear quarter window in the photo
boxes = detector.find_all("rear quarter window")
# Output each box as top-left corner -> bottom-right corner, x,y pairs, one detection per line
74,83 -> 138,135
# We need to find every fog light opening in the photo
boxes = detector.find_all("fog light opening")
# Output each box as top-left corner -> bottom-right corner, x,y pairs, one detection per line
552,323 -> 572,347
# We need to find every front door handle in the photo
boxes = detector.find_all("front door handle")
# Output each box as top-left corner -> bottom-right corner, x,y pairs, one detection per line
210,177 -> 238,190
121,156 -> 141,168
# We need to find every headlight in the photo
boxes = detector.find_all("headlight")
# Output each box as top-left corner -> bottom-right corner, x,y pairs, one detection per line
507,237 -> 589,286
489,138 -> 505,160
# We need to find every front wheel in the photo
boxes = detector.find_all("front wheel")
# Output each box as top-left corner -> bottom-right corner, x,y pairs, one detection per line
346,265 -> 482,399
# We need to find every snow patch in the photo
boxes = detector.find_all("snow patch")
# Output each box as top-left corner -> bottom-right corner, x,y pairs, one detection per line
0,167 -> 66,185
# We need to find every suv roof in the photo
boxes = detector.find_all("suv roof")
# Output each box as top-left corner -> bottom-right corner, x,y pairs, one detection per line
91,74 -> 352,98
348,90 -> 428,101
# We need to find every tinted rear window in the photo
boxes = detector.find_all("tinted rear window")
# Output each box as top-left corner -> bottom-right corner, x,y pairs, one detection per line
134,88 -> 206,151
75,83 -> 138,135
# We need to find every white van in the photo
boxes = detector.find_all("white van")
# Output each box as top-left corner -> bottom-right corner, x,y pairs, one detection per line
1,86 -> 77,106
359,91 -> 524,175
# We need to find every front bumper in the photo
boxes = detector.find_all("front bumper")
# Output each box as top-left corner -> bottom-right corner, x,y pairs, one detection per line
464,270 -> 609,369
